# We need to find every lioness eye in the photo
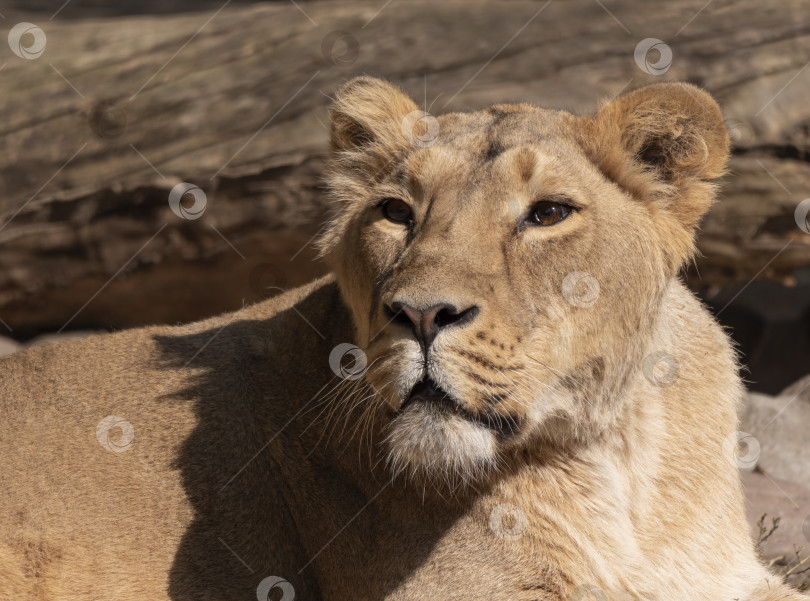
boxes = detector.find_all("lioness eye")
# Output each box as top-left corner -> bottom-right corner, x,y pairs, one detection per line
381,198 -> 413,224
527,200 -> 573,227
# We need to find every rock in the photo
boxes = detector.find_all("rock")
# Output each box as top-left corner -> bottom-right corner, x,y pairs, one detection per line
701,268 -> 810,394
0,336 -> 20,357
742,470 -> 810,573
740,378 -> 810,486
782,374 -> 810,403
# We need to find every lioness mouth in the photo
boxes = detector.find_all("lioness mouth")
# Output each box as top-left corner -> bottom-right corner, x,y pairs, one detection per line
399,377 -> 518,436
402,377 -> 454,408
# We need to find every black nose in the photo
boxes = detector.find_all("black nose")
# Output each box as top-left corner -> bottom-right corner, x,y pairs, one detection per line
385,301 -> 479,352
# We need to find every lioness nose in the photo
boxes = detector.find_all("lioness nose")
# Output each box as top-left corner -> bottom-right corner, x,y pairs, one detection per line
386,301 -> 479,351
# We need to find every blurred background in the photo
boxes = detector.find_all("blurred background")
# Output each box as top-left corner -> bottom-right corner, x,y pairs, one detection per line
1,0 -> 809,582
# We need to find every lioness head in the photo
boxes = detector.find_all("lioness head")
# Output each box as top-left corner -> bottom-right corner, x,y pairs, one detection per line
318,77 -> 728,485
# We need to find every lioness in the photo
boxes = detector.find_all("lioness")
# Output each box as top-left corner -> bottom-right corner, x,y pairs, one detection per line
0,77 -> 805,601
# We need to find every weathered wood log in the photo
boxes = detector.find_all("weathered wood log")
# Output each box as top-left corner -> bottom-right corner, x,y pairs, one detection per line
1,0 -> 810,336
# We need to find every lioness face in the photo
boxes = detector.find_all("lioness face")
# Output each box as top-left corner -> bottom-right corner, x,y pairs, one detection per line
319,78 -> 728,484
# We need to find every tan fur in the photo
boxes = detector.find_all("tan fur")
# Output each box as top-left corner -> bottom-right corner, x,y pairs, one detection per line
1,78 -> 806,601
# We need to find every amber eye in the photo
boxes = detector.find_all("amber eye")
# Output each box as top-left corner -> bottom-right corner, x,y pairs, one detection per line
381,198 -> 413,224
527,200 -> 573,227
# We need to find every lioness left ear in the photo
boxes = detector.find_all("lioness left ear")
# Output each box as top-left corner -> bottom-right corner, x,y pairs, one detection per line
329,76 -> 420,165
579,82 -> 729,235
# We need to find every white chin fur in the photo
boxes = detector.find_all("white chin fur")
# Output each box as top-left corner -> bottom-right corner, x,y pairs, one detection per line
385,405 -> 497,482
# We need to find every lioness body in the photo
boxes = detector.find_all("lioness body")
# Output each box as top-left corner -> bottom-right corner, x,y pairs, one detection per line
0,277 -> 799,600
2,78 -> 807,600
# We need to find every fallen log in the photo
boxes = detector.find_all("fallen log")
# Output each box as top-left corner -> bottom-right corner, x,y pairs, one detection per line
1,0 -> 809,337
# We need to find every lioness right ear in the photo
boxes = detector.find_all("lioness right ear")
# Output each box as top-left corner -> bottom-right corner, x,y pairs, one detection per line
579,82 -> 729,228
330,76 -> 420,157
577,82 -> 729,271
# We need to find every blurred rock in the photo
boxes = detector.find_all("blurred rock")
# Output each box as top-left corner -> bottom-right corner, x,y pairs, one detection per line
782,374 -> 810,402
702,267 -> 810,393
0,336 -> 20,357
740,379 -> 810,575
740,377 -> 810,486
742,470 -> 810,570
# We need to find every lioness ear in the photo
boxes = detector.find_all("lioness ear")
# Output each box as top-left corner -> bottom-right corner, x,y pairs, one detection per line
579,82 -> 729,234
330,76 -> 420,156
